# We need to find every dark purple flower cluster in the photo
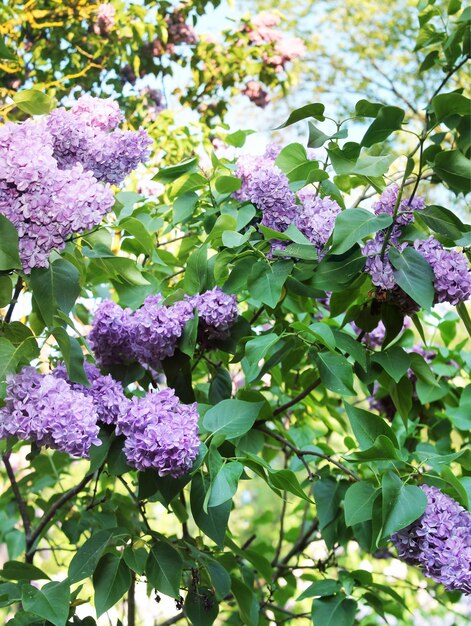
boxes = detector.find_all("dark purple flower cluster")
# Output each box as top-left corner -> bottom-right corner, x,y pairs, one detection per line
189,288 -> 238,340
392,485 -> 471,594
89,288 -> 238,369
0,96 -> 150,272
414,238 -> 471,306
116,388 -> 200,476
0,367 -> 100,458
166,10 -> 198,45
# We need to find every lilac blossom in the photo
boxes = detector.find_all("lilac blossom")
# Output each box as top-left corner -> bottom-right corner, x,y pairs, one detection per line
190,287 -> 238,340
53,362 -> 129,426
132,296 -> 194,368
242,81 -> 271,108
88,300 -> 136,368
373,184 -> 425,226
247,163 -> 297,231
392,485 -> 471,594
415,238 -> 471,305
0,368 -> 100,458
362,234 -> 399,291
295,190 -> 341,251
166,11 -> 198,45
117,388 -> 200,477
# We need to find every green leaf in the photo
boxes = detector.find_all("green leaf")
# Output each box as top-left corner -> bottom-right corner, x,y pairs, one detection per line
242,333 -> 279,383
209,462 -> 243,507
215,175 -> 241,194
13,89 -> 54,116
184,246 -> 210,294
231,578 -> 259,626
267,468 -> 312,502
433,149 -> 471,194
208,368 -> 232,404
52,328 -> 88,385
274,103 -> 325,129
21,580 -> 70,626
273,242 -> 318,260
0,338 -> 25,383
344,403 -> 398,449
312,594 -> 357,626
68,530 -> 113,584
361,106 -> 405,147
203,399 -> 264,440
298,579 -> 340,600
344,482 -> 377,526
389,247 -> 435,309
153,157 -> 198,183
331,209 -> 392,255
418,204 -> 469,242
315,351 -> 355,395
312,246 -> 365,292
313,477 -> 343,530
190,474 -> 230,546
431,92 -> 471,122
308,121 -> 330,148
347,435 -> 401,462
355,100 -> 384,117
247,260 -> 293,308
184,587 -> 219,626
0,216 -> 21,271
0,562 -> 50,582
380,472 -> 427,542
29,259 -> 81,327
372,347 -> 410,383
0,38 -> 16,61
146,541 -> 182,598
93,554 -> 130,617
179,312 -> 199,358
119,217 -> 155,256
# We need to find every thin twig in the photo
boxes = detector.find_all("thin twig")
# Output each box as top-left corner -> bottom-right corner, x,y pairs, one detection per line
2,453 -> 32,543
258,425 -> 359,482
157,612 -> 185,626
273,378 -> 321,416
4,276 -> 23,324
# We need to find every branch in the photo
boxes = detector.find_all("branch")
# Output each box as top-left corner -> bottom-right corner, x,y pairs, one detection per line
272,377 -> 321,416
158,612 -> 185,626
4,276 -> 23,324
2,453 -> 32,542
273,518 -> 319,581
257,425 -> 359,482
27,473 -> 93,559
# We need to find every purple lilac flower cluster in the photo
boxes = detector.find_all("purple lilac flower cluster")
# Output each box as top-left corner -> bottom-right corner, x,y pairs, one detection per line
362,187 -> 470,307
89,288 -> 238,369
0,367 -> 100,458
414,238 -> 471,306
242,81 -> 271,109
47,96 -> 152,185
0,363 -> 200,477
116,389 -> 200,476
233,147 -> 340,252
190,287 -> 238,340
93,3 -> 116,36
0,96 -> 150,272
392,485 -> 471,594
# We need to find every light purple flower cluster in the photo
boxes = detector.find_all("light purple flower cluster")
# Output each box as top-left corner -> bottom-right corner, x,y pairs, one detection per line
414,238 -> 471,306
392,485 -> 471,594
0,367 -> 100,458
53,362 -> 128,426
190,288 -> 238,340
89,288 -> 238,369
116,388 -> 200,477
47,97 -> 151,185
373,184 -> 425,226
295,189 -> 341,251
248,164 -> 297,231
93,3 -> 116,36
0,96 -> 150,272
242,81 -> 271,108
